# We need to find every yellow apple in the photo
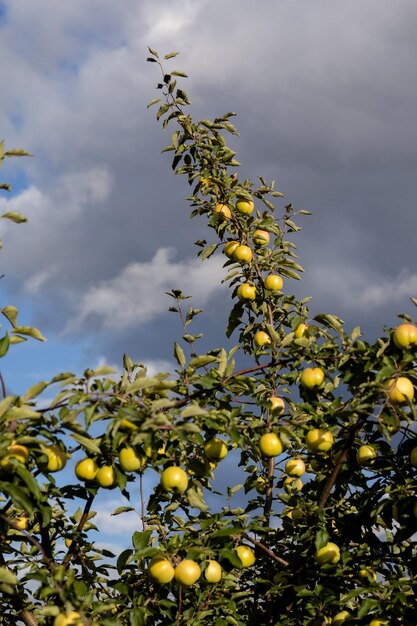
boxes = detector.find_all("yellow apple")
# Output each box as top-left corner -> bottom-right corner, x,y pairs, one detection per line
233,244 -> 253,263
236,545 -> 255,567
264,274 -> 283,291
96,465 -> 117,489
285,458 -> 306,477
253,229 -> 270,246
369,619 -> 388,626
44,445 -> 67,472
259,433 -> 283,458
174,559 -> 201,586
204,559 -> 222,583
300,367 -> 325,389
269,396 -> 285,414
306,429 -> 334,452
332,611 -> 350,625
14,516 -> 28,531
393,323 -> 417,349
119,447 -> 146,472
359,567 -> 377,582
237,283 -> 256,301
315,542 -> 340,565
215,203 -> 231,220
254,331 -> 271,347
295,323 -> 308,339
53,612 -> 83,626
235,198 -> 254,215
148,557 -> 175,583
224,241 -> 239,258
283,477 -> 303,493
160,466 -> 188,493
75,458 -> 99,482
385,376 -> 414,404
410,446 -> 417,467
204,438 -> 228,461
356,445 -> 377,466
0,444 -> 29,471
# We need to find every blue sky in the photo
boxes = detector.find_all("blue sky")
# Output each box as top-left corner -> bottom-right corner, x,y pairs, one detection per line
2,0 -> 417,546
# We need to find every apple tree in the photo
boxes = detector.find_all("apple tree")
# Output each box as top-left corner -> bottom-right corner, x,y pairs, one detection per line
0,50 -> 416,625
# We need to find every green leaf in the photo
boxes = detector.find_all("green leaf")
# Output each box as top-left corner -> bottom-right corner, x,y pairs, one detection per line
112,506 -> 135,516
12,326 -> 46,341
92,365 -> 117,377
173,342 -> 186,367
186,486 -> 209,512
70,433 -> 102,455
6,405 -> 41,420
0,568 -> 17,586
16,465 -> 41,499
164,51 -> 179,60
24,381 -> 48,401
1,305 -> 18,327
0,396 -> 14,418
180,404 -> 208,418
0,333 -> 10,357
189,355 -> 218,369
147,47 -> 159,58
1,211 -> 27,223
132,530 -> 152,551
4,149 -> 32,158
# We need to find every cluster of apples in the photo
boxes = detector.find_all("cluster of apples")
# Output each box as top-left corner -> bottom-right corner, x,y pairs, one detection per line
0,442 -> 67,474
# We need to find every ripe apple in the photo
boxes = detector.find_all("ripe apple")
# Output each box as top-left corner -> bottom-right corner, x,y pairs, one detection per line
269,396 -> 285,414
214,203 -> 231,220
315,542 -> 340,565
237,283 -> 256,301
253,229 -> 270,246
233,244 -> 253,263
119,447 -> 146,472
254,331 -> 271,347
306,429 -> 334,452
204,559 -> 222,583
393,323 -> 417,349
224,241 -> 239,258
0,444 -> 29,471
359,567 -> 377,582
14,516 -> 28,531
264,274 -> 283,291
204,438 -> 228,461
148,557 -> 175,583
332,611 -> 350,626
235,198 -> 254,214
285,458 -> 306,477
53,612 -> 83,626
44,445 -> 67,472
259,433 -> 283,458
160,466 -> 188,493
385,376 -> 414,404
174,559 -> 201,586
295,323 -> 308,339
236,545 -> 255,567
75,458 -> 99,482
96,465 -> 117,489
410,446 -> 417,467
283,477 -> 303,493
300,367 -> 325,389
356,445 -> 377,466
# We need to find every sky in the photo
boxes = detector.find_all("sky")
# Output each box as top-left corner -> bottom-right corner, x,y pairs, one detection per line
1,0 -> 417,549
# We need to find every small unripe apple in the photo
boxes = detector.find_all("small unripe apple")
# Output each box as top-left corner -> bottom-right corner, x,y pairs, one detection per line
254,331 -> 271,347
236,545 -> 255,567
174,559 -> 201,586
237,283 -> 256,301
285,458 -> 306,477
306,429 -> 334,453
204,559 -> 222,583
269,396 -> 285,414
300,367 -> 325,389
235,198 -> 254,215
410,446 -> 417,468
75,458 -> 99,482
264,274 -> 283,291
259,433 -> 283,458
356,445 -> 377,466
160,466 -> 188,493
315,542 -> 340,565
214,203 -> 231,219
385,377 -> 414,404
224,241 -> 239,258
148,557 -> 175,583
119,447 -> 146,472
204,437 -> 228,461
253,229 -> 270,246
233,244 -> 253,263
393,323 -> 417,349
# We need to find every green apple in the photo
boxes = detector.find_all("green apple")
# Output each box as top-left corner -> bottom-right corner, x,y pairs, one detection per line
0,444 -> 29,472
315,542 -> 340,565
160,466 -> 188,493
233,244 -> 253,263
259,433 -> 283,457
75,457 -> 99,481
174,559 -> 201,586
253,229 -> 270,246
148,557 -> 175,583
305,429 -> 334,452
356,445 -> 377,466
119,446 -> 146,472
393,323 -> 417,349
204,559 -> 222,583
285,458 -> 306,477
235,198 -> 254,215
300,367 -> 325,389
204,437 -> 228,461
332,611 -> 350,625
96,465 -> 117,489
269,396 -> 285,414
237,283 -> 256,301
264,274 -> 283,291
254,331 -> 271,347
295,323 -> 308,339
224,241 -> 239,258
385,376 -> 414,404
236,545 -> 255,567
43,444 -> 67,472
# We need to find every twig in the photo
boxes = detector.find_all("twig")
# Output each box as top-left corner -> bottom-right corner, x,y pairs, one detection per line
243,533 -> 289,567
0,370 -> 7,398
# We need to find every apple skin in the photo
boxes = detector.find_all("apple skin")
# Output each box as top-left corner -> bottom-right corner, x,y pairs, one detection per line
254,331 -> 271,347
235,199 -> 254,215
204,559 -> 222,583
306,429 -> 334,453
295,323 -> 308,339
96,465 -> 117,489
204,437 -> 228,461
369,620 -> 388,626
174,559 -> 201,586
224,241 -> 239,258
148,557 -> 175,583
119,447 -> 146,472
385,377 -> 414,404
315,542 -> 340,565
0,444 -> 29,471
269,396 -> 285,414
214,203 -> 231,219
410,446 -> 417,468
253,229 -> 270,246
356,445 -> 377,466
300,367 -> 325,389
44,445 -> 67,472
259,433 -> 283,458
264,274 -> 283,291
75,458 -> 99,482
359,567 -> 377,582
160,466 -> 188,494
233,244 -> 253,263
236,545 -> 255,567
14,516 -> 27,531
393,323 -> 417,349
283,477 -> 303,493
53,612 -> 83,626
332,611 -> 350,625
285,458 -> 306,477
237,283 -> 256,301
